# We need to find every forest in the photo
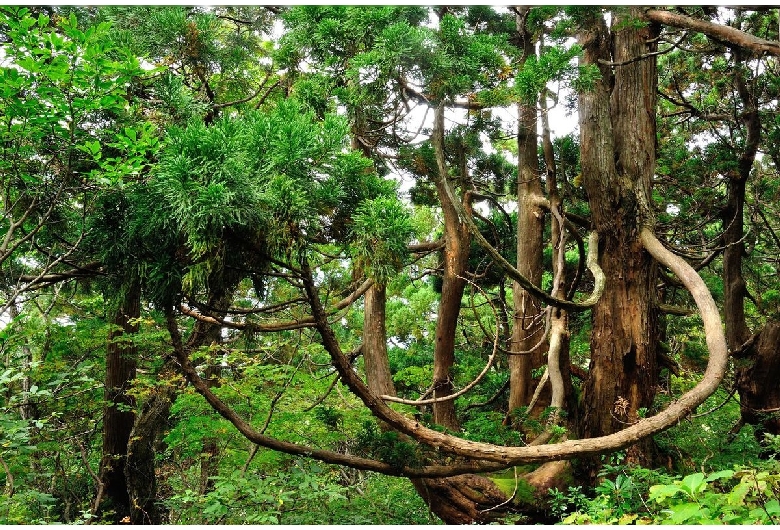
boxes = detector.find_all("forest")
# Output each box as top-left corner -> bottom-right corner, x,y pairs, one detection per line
2,5 -> 780,525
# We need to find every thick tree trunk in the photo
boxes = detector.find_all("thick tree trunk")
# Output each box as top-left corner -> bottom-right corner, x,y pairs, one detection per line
412,474 -> 509,524
125,290 -> 236,524
722,49 -> 759,352
98,280 -> 140,522
578,8 -> 660,467
722,177 -> 752,351
125,371 -> 177,524
363,283 -> 396,398
735,323 -> 780,444
723,50 -> 775,443
508,7 -> 546,416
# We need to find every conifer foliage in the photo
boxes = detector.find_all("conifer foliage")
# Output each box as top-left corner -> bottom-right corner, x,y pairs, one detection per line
1,6 -> 780,524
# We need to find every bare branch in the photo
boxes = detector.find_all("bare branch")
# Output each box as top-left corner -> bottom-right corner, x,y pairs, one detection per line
381,275 -> 500,406
644,9 -> 780,57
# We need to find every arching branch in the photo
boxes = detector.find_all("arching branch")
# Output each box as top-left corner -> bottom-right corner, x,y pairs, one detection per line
299,233 -> 729,466
165,309 -> 509,478
644,9 -> 780,57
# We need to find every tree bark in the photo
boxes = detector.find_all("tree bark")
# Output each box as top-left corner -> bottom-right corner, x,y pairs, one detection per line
541,85 -> 576,427
723,49 -> 759,353
363,283 -> 396,398
735,323 -> 780,445
412,474 -> 509,524
578,8 -> 660,468
644,9 -> 780,57
98,280 -> 140,522
431,103 -> 471,431
125,369 -> 178,524
721,48 -> 780,444
508,7 -> 547,417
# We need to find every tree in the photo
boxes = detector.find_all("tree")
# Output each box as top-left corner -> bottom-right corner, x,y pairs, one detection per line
3,6 -> 780,525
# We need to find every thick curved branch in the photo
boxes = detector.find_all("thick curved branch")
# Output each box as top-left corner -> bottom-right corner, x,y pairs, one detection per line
644,9 -> 780,57
165,309 -> 508,478
297,228 -> 729,467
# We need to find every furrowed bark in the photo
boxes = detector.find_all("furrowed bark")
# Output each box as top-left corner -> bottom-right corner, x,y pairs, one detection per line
578,7 -> 660,468
363,283 -> 396,398
97,279 -> 140,523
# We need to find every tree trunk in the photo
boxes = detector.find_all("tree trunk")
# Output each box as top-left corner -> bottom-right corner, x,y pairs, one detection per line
508,7 -> 547,417
363,283 -> 396,398
431,103 -> 471,431
722,177 -> 752,351
125,369 -> 178,524
98,280 -> 140,522
723,49 -> 774,444
578,8 -> 660,468
541,84 -> 576,427
124,288 -> 235,524
735,323 -> 780,445
412,474 -> 509,524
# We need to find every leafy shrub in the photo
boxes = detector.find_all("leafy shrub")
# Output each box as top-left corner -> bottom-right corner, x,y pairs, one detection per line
554,464 -> 780,525
647,468 -> 780,524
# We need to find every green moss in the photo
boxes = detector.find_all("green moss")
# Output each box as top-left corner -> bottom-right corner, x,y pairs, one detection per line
490,475 -> 536,506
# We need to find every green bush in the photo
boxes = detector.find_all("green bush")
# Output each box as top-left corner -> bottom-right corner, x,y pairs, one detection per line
553,464 -> 780,525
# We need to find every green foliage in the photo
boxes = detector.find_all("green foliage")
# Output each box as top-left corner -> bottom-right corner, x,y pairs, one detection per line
654,374 -> 761,472
462,412 -> 523,446
3,5 -> 780,526
166,462 -> 348,524
515,44 -> 582,103
647,468 -> 780,524
0,6 -> 147,295
355,421 -> 423,469
0,488 -> 58,524
144,96 -> 396,297
351,196 -> 414,284
553,460 -> 780,525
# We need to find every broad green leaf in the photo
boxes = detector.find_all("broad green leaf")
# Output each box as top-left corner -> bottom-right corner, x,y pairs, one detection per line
681,472 -> 706,497
649,483 -> 684,502
668,502 -> 707,524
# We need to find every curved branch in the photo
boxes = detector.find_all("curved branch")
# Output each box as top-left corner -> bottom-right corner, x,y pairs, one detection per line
214,74 -> 271,110
463,378 -> 510,412
303,373 -> 341,412
644,9 -> 780,57
297,228 -> 729,467
165,309 -> 509,478
381,275 -> 500,406
565,224 -> 586,301
432,104 -> 604,312
501,307 -> 550,356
